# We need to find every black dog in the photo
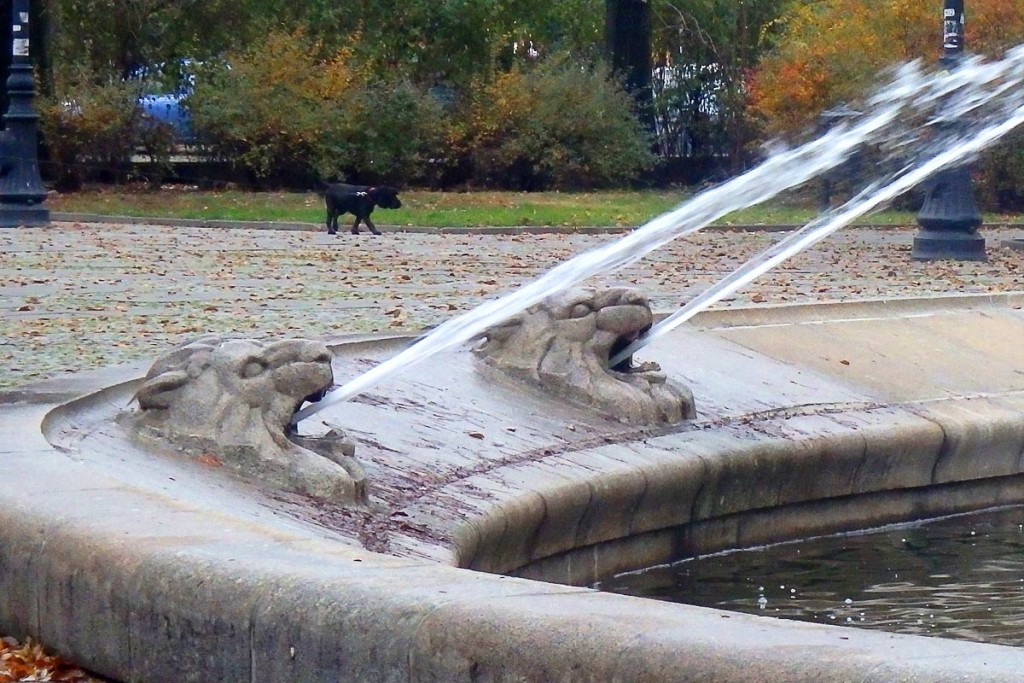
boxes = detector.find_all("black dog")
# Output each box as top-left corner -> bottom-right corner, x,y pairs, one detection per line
323,183 -> 402,236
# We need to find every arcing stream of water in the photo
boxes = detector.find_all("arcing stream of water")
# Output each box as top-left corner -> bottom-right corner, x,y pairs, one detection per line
611,59 -> 1024,365
294,47 -> 1024,424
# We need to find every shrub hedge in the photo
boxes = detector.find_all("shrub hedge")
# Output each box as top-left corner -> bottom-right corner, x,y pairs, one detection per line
38,32 -> 656,191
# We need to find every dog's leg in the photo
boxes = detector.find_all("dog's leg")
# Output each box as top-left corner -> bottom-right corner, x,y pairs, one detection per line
326,209 -> 337,235
350,217 -> 361,235
365,217 -> 382,236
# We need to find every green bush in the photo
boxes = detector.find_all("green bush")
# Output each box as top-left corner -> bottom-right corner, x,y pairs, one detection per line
318,78 -> 452,186
187,30 -> 450,187
185,31 -> 342,186
976,133 -> 1024,213
461,54 -> 655,190
38,72 -> 154,190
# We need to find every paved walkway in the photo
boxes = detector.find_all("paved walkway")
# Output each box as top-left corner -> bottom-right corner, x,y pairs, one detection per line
4,220 -> 1024,390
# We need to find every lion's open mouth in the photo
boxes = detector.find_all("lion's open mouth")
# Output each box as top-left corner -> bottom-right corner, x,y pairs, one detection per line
607,323 -> 653,375
288,370 -> 335,433
302,384 -> 332,406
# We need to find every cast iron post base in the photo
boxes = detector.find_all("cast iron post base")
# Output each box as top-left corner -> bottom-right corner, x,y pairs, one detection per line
912,166 -> 985,261
0,201 -> 47,227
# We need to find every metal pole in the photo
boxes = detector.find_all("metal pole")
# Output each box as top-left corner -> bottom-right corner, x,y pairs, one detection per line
911,0 -> 985,260
0,0 -> 49,228
942,0 -> 966,62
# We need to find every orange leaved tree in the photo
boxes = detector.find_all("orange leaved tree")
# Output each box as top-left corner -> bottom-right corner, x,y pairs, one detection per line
748,0 -> 1024,136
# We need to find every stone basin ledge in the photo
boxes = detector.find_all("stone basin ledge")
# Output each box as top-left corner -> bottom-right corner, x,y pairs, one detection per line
3,299 -> 1024,682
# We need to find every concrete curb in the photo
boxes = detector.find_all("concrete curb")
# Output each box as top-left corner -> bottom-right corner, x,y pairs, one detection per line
53,211 -> 1024,235
49,211 -> 783,234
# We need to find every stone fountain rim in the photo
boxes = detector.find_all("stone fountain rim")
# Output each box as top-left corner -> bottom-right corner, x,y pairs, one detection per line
3,296 -> 1024,682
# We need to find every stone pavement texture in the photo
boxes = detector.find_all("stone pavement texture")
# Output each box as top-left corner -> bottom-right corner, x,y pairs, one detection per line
5,220 -> 1024,390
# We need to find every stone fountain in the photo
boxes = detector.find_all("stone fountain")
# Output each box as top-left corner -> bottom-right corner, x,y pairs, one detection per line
4,284 -> 1024,681
7,24 -> 1024,679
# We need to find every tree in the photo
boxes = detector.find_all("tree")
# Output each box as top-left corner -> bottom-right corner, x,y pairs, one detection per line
605,0 -> 654,125
747,0 -> 1024,135
249,0 -> 603,88
645,0 -> 791,173
50,0 -> 249,81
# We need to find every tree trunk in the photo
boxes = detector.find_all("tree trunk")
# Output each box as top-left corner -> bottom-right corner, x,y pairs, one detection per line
605,0 -> 653,131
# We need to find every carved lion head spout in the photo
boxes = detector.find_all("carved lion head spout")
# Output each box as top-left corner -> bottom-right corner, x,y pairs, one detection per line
474,287 -> 696,425
128,335 -> 368,505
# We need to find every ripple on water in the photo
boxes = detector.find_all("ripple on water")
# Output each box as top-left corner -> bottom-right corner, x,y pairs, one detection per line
600,506 -> 1024,648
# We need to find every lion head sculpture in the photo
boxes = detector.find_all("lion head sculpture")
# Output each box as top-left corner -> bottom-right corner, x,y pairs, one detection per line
474,287 -> 696,425
128,335 -> 367,505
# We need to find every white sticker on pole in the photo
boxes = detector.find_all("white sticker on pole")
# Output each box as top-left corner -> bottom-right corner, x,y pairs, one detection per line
13,38 -> 29,56
19,12 -> 28,22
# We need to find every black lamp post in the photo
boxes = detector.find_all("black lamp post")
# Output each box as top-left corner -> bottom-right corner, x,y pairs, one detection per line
0,0 -> 48,228
911,0 -> 984,261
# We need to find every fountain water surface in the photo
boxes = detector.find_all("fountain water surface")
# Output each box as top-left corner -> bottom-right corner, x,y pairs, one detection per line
600,506 -> 1024,648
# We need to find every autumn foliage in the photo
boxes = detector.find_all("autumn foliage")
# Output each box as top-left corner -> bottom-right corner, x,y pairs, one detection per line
748,0 -> 1024,135
187,29 -> 448,186
0,636 -> 103,682
459,55 -> 654,190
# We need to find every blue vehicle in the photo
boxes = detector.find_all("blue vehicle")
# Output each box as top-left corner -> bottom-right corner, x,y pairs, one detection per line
138,92 -> 194,143
134,60 -> 199,144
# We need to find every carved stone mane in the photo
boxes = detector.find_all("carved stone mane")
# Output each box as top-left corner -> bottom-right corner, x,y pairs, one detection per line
474,287 -> 696,425
128,335 -> 367,505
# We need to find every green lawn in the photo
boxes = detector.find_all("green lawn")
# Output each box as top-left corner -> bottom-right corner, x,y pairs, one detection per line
46,185 -> 995,228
